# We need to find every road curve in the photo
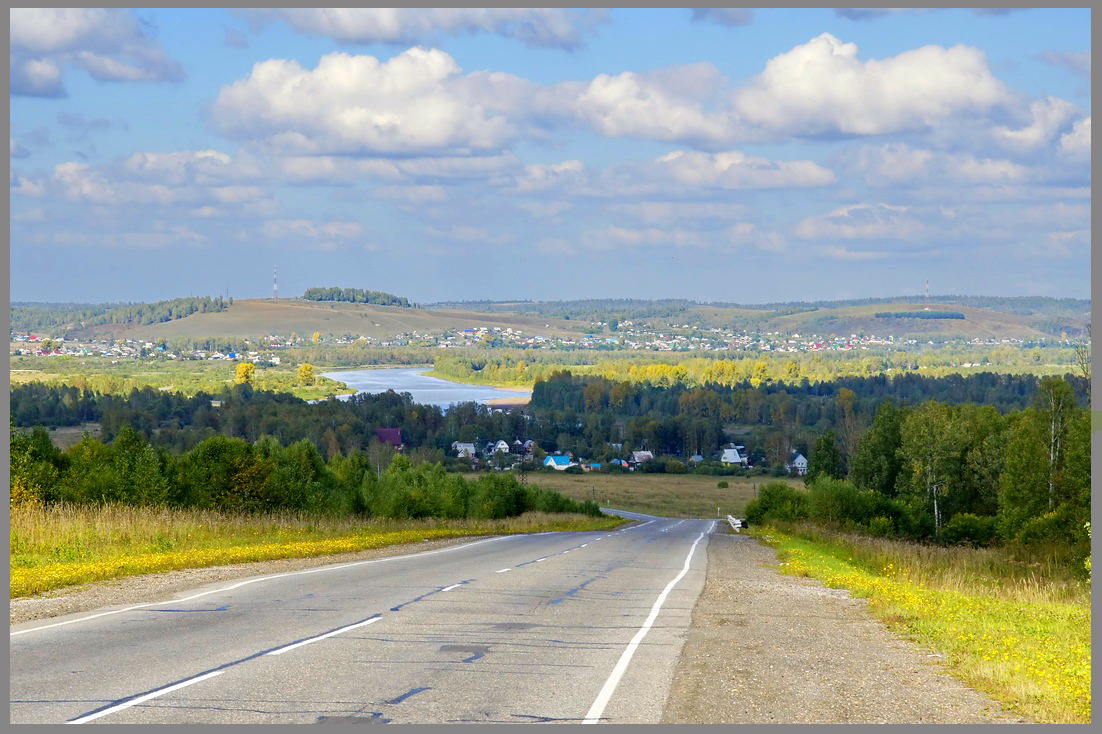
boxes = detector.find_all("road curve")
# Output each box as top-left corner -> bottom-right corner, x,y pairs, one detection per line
10,512 -> 716,724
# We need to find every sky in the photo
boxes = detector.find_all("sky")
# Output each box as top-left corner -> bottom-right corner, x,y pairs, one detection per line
8,7 -> 1092,306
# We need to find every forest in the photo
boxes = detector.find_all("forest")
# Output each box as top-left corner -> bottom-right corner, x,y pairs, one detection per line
11,296 -> 228,336
302,287 -> 411,307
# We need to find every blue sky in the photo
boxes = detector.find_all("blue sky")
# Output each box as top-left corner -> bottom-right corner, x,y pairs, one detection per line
9,8 -> 1091,305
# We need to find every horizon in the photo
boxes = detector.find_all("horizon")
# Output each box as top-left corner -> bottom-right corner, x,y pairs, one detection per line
10,8 -> 1091,303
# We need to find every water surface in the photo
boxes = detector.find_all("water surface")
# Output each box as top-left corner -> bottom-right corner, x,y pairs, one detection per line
321,367 -> 530,409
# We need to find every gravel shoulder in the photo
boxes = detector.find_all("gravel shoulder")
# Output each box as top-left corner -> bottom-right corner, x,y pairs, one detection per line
661,530 -> 1029,725
9,535 -> 489,626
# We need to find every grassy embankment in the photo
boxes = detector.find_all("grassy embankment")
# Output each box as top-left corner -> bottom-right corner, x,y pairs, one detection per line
751,525 -> 1090,725
10,355 -> 355,401
530,472 -> 799,518
10,504 -> 625,598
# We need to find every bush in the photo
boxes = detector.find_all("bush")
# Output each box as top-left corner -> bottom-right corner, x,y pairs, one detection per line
745,482 -> 809,525
938,513 -> 999,547
717,480 -> 729,489
665,459 -> 687,474
866,515 -> 895,538
563,465 -> 584,475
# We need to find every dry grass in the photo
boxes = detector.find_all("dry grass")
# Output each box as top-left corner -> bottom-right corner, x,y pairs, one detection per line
528,472 -> 801,518
9,503 -> 625,597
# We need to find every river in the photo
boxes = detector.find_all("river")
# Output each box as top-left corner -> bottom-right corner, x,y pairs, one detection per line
320,367 -> 531,409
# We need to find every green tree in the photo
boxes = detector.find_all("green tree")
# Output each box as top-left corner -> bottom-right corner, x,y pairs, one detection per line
806,430 -> 844,484
898,401 -> 964,533
850,400 -> 905,496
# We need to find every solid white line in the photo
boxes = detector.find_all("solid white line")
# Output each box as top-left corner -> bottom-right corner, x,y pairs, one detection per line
496,568 -> 511,573
535,558 -> 546,562
266,616 -> 380,656
12,535 -> 516,637
441,583 -> 462,592
582,530 -> 707,724
67,670 -> 225,724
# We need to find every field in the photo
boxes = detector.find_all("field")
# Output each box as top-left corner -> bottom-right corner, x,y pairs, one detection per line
755,525 -> 1091,724
527,472 -> 801,518
9,503 -> 625,598
113,299 -> 582,340
9,355 -> 354,401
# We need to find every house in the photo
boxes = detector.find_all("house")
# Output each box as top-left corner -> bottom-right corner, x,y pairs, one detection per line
787,452 -> 809,476
631,450 -> 654,465
544,455 -> 575,470
689,454 -> 705,463
720,447 -> 748,466
451,442 -> 477,458
522,439 -> 535,454
585,463 -> 602,472
492,440 -> 511,454
374,428 -> 404,450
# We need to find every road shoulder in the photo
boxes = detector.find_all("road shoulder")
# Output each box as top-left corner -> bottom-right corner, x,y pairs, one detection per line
661,530 -> 1028,724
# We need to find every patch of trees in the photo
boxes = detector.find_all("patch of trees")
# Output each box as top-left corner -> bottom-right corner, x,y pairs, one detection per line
10,423 -> 600,519
874,311 -> 965,319
302,288 -> 411,307
11,297 -> 228,336
746,377 -> 1091,568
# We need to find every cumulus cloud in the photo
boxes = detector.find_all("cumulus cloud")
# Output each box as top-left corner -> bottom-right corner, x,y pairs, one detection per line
262,218 -> 363,241
238,8 -> 604,50
690,8 -> 754,26
10,8 -> 185,97
211,49 -> 540,155
992,97 -> 1082,152
853,143 -> 1029,187
652,150 -> 835,189
732,33 -> 1011,138
794,202 -> 929,241
511,160 -> 587,193
1058,116 -> 1090,159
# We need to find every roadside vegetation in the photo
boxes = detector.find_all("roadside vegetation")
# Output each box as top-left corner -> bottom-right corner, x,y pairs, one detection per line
752,525 -> 1090,724
10,504 -> 622,598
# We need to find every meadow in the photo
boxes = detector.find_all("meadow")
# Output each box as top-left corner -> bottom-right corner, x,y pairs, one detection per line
528,472 -> 801,518
753,524 -> 1091,725
9,503 -> 624,598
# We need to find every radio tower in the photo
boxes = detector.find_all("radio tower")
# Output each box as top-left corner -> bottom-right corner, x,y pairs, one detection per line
924,279 -> 930,311
273,266 -> 279,300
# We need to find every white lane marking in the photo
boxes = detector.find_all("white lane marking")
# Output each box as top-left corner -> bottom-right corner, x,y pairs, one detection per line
580,544 -> 588,548
496,568 -> 511,573
266,616 -> 380,656
441,584 -> 462,592
67,670 -> 225,724
535,558 -> 547,562
12,535 -> 517,637
583,530 -> 708,724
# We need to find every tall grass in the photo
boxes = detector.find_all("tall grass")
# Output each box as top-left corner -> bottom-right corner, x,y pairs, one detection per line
754,525 -> 1090,724
10,503 -> 624,597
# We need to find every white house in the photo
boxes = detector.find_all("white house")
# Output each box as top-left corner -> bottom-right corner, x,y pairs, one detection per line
452,442 -> 477,458
631,450 -> 654,465
492,440 -> 511,454
787,452 -> 808,476
720,447 -> 749,466
544,455 -> 575,470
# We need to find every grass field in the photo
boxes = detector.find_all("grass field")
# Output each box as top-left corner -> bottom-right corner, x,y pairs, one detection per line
527,472 -> 800,518
754,525 -> 1090,724
9,503 -> 626,598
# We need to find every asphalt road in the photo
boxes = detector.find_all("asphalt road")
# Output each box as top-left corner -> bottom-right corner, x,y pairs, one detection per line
10,511 -> 715,725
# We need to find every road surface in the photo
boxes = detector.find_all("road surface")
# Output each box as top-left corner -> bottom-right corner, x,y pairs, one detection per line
10,511 -> 714,724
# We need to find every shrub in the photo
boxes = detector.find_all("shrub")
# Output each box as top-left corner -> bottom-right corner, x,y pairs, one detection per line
563,465 -> 584,475
866,515 -> 895,538
938,512 -> 999,547
745,482 -> 809,525
665,459 -> 686,474
717,480 -> 729,489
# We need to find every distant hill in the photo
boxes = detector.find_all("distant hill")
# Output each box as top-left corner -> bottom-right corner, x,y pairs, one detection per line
97,299 -> 582,341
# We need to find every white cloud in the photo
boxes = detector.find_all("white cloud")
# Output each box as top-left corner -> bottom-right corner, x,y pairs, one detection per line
373,185 -> 449,204
606,202 -> 750,227
262,218 -> 363,242
582,226 -> 709,251
794,202 -> 928,241
10,137 -> 30,158
239,8 -> 604,50
10,8 -> 184,97
512,160 -> 586,193
211,49 -> 535,155
1037,50 -> 1091,78
426,224 -> 512,245
732,33 -> 1011,138
853,143 -> 1029,186
1059,117 -> 1090,159
652,150 -> 835,189
992,97 -> 1082,152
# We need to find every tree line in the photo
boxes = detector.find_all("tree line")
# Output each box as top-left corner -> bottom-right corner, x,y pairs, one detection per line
11,296 -> 228,336
745,376 -> 1090,567
302,288 -> 411,307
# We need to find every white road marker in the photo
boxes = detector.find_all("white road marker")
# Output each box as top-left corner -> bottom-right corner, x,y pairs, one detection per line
441,584 -> 462,592
267,616 -> 380,656
535,558 -> 547,562
583,530 -> 707,724
67,670 -> 225,724
13,535 -> 517,637
496,568 -> 511,573
580,544 -> 588,548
